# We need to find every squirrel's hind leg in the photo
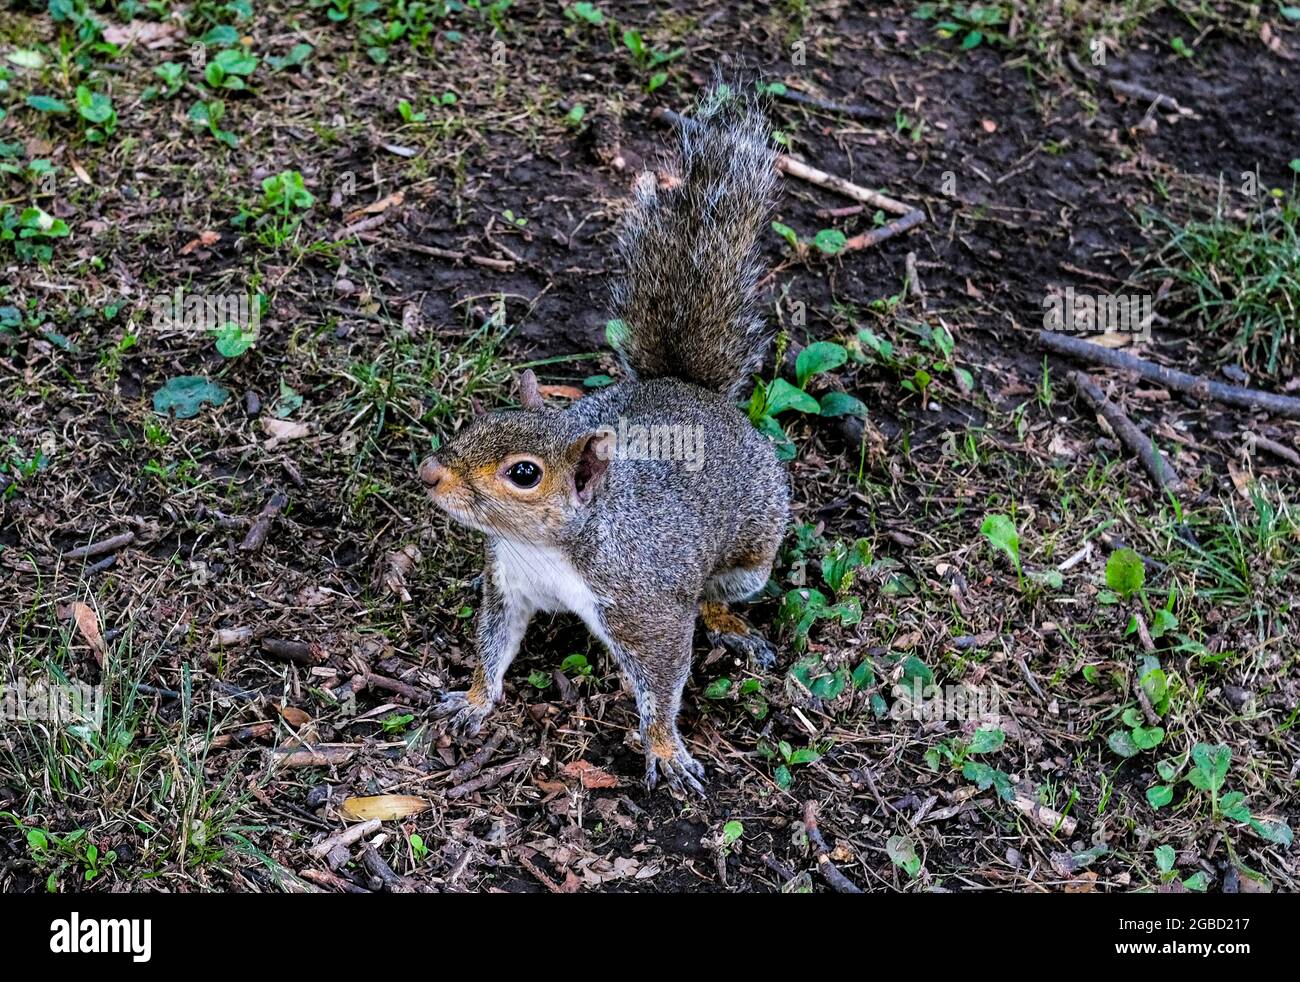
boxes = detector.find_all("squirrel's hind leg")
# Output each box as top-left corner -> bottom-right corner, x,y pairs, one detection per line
701,564 -> 778,669
604,613 -> 706,796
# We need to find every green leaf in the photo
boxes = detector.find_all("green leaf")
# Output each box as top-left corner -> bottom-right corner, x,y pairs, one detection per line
604,318 -> 628,349
7,50 -> 45,69
817,391 -> 867,418
1182,871 -> 1209,892
152,376 -> 230,419
75,86 -> 113,124
200,25 -> 241,46
966,728 -> 1005,754
961,761 -> 1014,799
1107,729 -> 1140,758
704,677 -> 731,700
980,513 -> 1020,572
886,834 -> 922,877
1188,743 -> 1231,793
1248,818 -> 1293,847
961,29 -> 983,48
1105,548 -> 1145,599
764,376 -> 821,416
774,764 -> 792,789
1220,791 -> 1250,822
812,228 -> 847,255
1131,725 -> 1164,750
721,820 -> 743,846
26,95 -> 69,113
795,341 -> 848,388
1281,7 -> 1300,23
770,221 -> 799,248
213,322 -> 256,358
1153,844 -> 1176,874
527,670 -> 551,690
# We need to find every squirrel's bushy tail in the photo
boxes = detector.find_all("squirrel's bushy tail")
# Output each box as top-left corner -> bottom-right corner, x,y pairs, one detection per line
611,87 -> 777,398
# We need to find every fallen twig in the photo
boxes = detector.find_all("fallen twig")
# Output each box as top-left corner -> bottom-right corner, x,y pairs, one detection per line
842,208 -> 927,252
1070,371 -> 1182,493
64,531 -> 135,560
261,637 -> 325,666
653,107 -> 920,219
446,754 -> 535,800
383,238 -> 515,272
300,868 -> 371,894
240,492 -> 288,552
1040,330 -> 1300,419
771,86 -> 885,122
308,818 -> 381,860
802,800 -> 863,894
448,728 -> 508,784
271,743 -> 360,769
1010,788 -> 1078,837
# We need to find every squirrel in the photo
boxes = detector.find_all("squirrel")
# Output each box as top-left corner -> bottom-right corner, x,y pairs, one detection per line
419,87 -> 788,795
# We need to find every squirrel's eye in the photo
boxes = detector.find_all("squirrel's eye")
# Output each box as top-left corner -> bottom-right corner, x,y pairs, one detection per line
505,461 -> 542,489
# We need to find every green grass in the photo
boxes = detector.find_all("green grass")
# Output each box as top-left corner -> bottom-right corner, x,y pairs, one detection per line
1141,193 -> 1300,376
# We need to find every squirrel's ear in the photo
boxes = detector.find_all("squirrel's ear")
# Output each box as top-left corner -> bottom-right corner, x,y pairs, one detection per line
569,428 -> 615,503
517,369 -> 544,411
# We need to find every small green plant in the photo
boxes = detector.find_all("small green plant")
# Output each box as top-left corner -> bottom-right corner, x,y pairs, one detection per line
1152,844 -> 1207,891
409,833 -> 430,862
233,170 -> 315,248
1146,743 -> 1293,847
980,513 -> 1022,588
912,2 -> 1008,49
381,712 -> 415,734
7,817 -> 117,889
621,27 -> 683,91
760,738 -> 824,790
74,85 -> 116,142
204,48 -> 259,89
771,221 -> 849,256
188,99 -> 239,147
0,205 -> 71,263
146,62 -> 186,100
746,340 -> 866,460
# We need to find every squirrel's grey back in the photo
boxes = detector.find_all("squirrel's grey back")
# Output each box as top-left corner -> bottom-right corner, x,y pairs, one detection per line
610,90 -> 778,399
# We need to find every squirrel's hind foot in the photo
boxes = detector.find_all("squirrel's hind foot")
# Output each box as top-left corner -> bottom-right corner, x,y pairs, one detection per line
645,743 -> 706,797
433,690 -> 491,738
701,601 -> 778,670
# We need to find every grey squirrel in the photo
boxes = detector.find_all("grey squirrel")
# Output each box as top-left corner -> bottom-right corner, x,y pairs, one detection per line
419,87 -> 789,795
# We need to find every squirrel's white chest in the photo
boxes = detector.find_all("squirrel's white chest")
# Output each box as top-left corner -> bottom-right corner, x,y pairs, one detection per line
491,542 -> 608,635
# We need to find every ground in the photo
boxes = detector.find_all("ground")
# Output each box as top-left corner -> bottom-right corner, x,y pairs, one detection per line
1,1 -> 1298,893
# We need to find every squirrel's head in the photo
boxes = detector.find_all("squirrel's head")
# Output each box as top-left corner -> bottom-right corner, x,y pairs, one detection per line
419,370 -> 614,543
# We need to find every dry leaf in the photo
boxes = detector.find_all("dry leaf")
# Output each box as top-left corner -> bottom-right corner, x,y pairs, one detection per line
71,601 -> 107,666
537,384 -> 586,401
344,191 -> 405,224
68,155 -> 92,186
338,795 -> 431,822
560,759 -> 619,789
102,20 -> 179,47
180,230 -> 221,255
377,544 -> 422,602
276,704 -> 312,727
263,417 -> 310,447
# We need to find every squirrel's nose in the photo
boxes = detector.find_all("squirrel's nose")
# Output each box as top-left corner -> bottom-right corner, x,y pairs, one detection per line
420,457 -> 447,489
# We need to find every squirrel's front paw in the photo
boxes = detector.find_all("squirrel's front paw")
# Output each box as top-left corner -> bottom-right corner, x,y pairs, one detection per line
644,734 -> 706,797
433,690 -> 491,738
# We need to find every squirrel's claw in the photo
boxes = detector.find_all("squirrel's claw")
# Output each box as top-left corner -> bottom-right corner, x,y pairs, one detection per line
433,690 -> 490,738
701,601 -> 778,670
645,743 -> 707,797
